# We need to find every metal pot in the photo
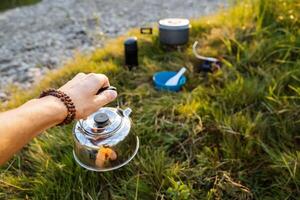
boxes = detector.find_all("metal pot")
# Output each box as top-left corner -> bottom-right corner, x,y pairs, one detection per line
72,106 -> 139,172
158,18 -> 190,46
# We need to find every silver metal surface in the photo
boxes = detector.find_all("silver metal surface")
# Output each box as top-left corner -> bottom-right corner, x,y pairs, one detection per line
123,107 -> 132,117
78,107 -> 123,140
159,28 -> 189,46
72,107 -> 139,171
158,18 -> 190,46
73,136 -> 139,172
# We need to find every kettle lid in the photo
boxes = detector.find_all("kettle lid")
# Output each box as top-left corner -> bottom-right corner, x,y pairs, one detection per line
79,107 -> 130,140
159,18 -> 190,30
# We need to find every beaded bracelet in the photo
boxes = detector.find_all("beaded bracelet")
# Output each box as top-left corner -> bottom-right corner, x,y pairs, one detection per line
39,89 -> 76,126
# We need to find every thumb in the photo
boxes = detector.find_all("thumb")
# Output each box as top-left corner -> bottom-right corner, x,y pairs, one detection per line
94,90 -> 118,107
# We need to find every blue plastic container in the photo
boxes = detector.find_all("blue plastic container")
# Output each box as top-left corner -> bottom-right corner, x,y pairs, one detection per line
153,71 -> 187,92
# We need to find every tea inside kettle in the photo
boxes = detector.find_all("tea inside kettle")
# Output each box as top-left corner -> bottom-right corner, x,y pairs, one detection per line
72,107 -> 139,172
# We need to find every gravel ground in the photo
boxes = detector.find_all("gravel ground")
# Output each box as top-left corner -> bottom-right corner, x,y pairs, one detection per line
0,0 -> 227,101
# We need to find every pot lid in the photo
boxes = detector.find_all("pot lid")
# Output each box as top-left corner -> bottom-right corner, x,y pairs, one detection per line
79,107 -> 125,139
159,18 -> 190,30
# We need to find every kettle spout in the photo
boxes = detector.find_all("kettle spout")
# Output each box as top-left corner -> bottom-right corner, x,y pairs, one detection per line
123,108 -> 132,117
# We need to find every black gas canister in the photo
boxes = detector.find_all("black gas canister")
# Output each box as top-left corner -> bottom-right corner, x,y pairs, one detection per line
124,37 -> 138,69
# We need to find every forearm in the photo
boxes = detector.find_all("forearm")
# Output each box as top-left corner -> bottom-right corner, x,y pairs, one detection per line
0,96 -> 67,165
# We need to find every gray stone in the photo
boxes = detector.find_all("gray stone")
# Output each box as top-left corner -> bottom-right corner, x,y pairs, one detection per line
17,62 -> 30,72
0,92 -> 8,101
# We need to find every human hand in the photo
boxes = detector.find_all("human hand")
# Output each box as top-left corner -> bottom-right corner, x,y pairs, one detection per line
59,73 -> 117,119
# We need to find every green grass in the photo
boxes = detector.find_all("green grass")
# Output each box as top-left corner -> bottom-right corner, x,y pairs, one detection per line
1,0 -> 300,199
0,0 -> 40,12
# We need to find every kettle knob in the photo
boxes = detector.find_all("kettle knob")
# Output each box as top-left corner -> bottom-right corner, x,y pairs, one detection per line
94,113 -> 110,127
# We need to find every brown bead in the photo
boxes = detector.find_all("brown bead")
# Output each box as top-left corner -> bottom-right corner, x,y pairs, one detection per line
39,88 -> 76,126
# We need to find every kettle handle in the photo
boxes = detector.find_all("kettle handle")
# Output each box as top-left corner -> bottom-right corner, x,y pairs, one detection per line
96,86 -> 117,95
